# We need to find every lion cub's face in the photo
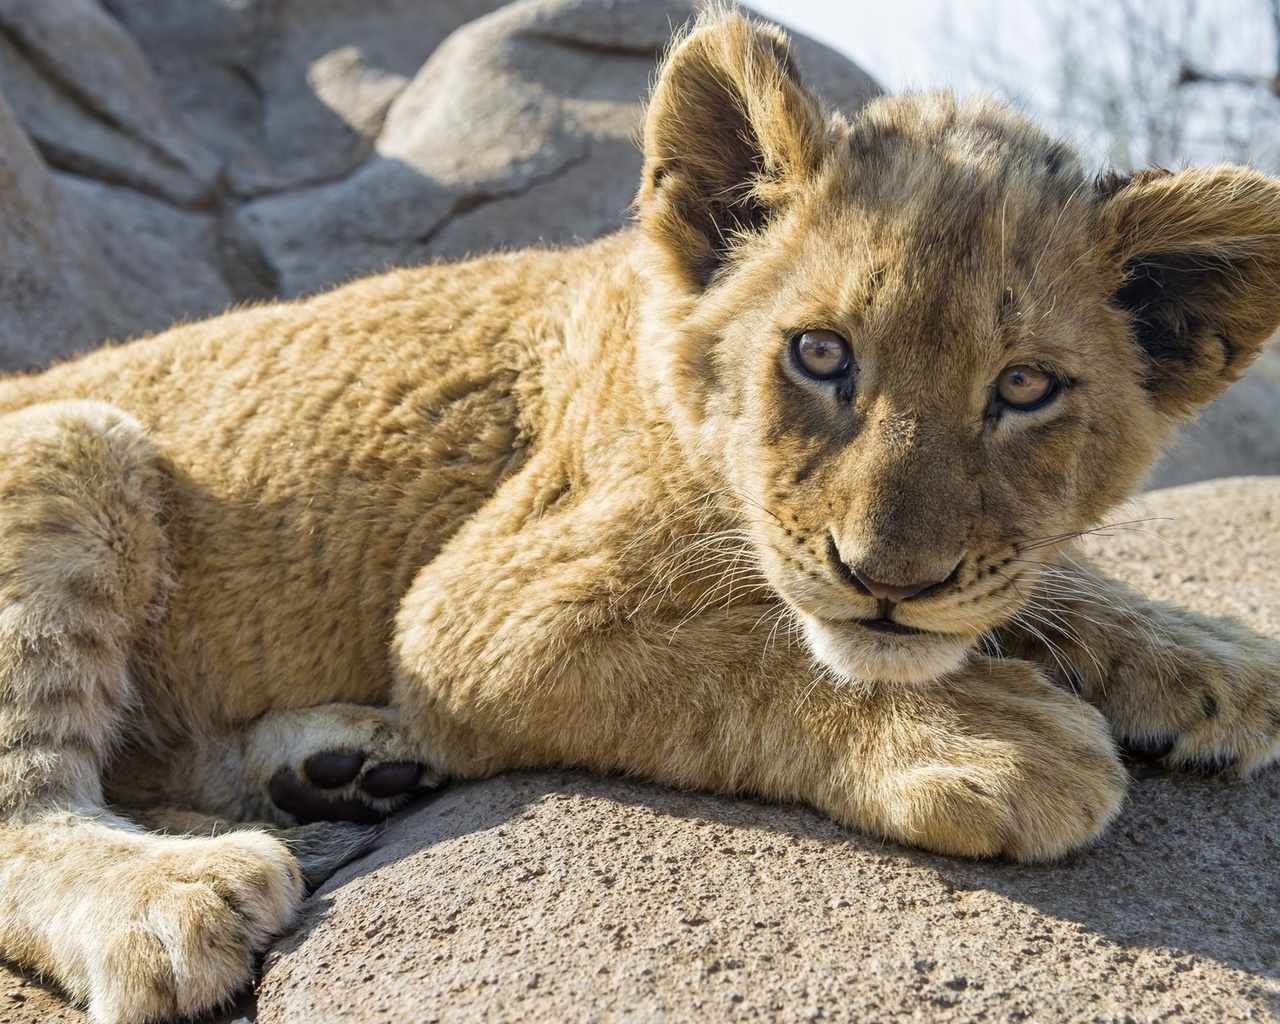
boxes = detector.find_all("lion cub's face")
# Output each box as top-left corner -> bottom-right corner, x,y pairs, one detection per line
637,15 -> 1280,684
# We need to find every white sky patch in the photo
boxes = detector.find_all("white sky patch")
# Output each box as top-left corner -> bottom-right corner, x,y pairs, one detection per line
746,0 -> 1280,171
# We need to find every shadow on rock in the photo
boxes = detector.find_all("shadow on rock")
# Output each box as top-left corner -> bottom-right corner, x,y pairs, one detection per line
257,764 -> 1280,1023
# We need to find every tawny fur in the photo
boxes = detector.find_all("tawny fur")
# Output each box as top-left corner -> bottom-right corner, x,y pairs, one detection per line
2,10 -> 1280,1023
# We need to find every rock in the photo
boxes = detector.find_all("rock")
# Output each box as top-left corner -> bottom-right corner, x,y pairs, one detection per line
103,0 -> 511,197
234,0 -> 881,298
1148,339 -> 1280,489
0,87 -> 233,368
0,0 -> 219,206
1080,475 -> 1280,636
256,476 -> 1280,1024
54,173 -> 235,336
0,95 -> 142,367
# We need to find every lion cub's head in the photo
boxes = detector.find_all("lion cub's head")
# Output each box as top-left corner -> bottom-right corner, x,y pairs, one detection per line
634,12 -> 1280,685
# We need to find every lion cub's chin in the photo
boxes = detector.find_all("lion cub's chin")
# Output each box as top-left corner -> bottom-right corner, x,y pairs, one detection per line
799,614 -> 973,686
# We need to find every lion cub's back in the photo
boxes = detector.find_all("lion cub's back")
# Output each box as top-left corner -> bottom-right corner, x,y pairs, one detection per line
0,245 -> 578,734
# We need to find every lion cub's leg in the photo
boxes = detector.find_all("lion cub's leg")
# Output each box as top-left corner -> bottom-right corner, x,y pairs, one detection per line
0,401 -> 301,1024
997,551 -> 1280,776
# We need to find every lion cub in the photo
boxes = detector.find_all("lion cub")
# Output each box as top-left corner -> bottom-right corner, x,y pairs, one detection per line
1,9 -> 1279,1022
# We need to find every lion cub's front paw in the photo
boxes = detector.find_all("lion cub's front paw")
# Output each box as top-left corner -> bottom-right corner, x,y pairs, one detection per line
246,704 -> 442,825
1098,619 -> 1280,778
868,674 -> 1127,863
75,829 -> 301,1024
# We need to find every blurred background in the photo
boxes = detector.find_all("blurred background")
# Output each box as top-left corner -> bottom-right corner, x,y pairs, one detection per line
751,0 -> 1280,172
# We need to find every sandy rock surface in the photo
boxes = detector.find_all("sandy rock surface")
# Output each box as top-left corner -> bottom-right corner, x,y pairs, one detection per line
245,476 -> 1280,1024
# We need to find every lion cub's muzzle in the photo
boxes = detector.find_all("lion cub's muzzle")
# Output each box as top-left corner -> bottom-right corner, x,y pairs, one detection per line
781,538 -> 978,685
826,535 -> 962,629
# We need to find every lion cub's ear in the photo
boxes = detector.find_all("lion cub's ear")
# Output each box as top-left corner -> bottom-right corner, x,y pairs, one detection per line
638,10 -> 829,289
1097,166 -> 1280,417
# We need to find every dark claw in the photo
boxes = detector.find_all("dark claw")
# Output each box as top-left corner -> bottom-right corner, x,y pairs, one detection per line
1119,735 -> 1176,761
269,769 -> 385,825
362,762 -> 423,798
304,751 -> 366,788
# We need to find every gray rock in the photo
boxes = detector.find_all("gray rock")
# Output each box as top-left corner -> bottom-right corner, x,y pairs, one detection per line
253,477 -> 1280,1024
0,93 -> 130,367
1149,339 -> 1280,489
103,0 -> 510,197
54,173 -> 234,336
235,0 -> 881,298
100,0 -> 276,196
0,91 -> 233,368
0,0 -> 219,206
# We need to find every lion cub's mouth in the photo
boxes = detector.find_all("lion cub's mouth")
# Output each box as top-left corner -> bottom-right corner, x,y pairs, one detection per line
799,611 -> 973,685
854,617 -> 928,637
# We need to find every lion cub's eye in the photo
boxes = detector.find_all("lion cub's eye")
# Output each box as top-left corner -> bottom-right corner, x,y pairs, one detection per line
792,330 -> 853,381
995,364 -> 1057,411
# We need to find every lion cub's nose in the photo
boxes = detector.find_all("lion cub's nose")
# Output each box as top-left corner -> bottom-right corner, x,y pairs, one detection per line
848,570 -> 938,604
827,538 -> 958,604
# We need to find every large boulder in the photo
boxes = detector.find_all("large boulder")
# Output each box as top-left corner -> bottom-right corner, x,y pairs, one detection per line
0,0 -> 219,205
101,0 -> 513,197
0,92 -> 229,368
251,476 -> 1280,1024
232,0 -> 880,297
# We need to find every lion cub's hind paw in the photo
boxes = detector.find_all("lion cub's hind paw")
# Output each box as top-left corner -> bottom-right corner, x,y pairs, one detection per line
269,753 -> 427,824
246,704 -> 441,826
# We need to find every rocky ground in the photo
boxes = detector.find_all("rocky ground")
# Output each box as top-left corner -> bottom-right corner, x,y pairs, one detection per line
0,1 -> 1278,1022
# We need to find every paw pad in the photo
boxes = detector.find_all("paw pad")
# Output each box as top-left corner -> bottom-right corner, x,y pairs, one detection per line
361,762 -> 421,797
268,752 -> 429,824
302,752 -> 365,788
